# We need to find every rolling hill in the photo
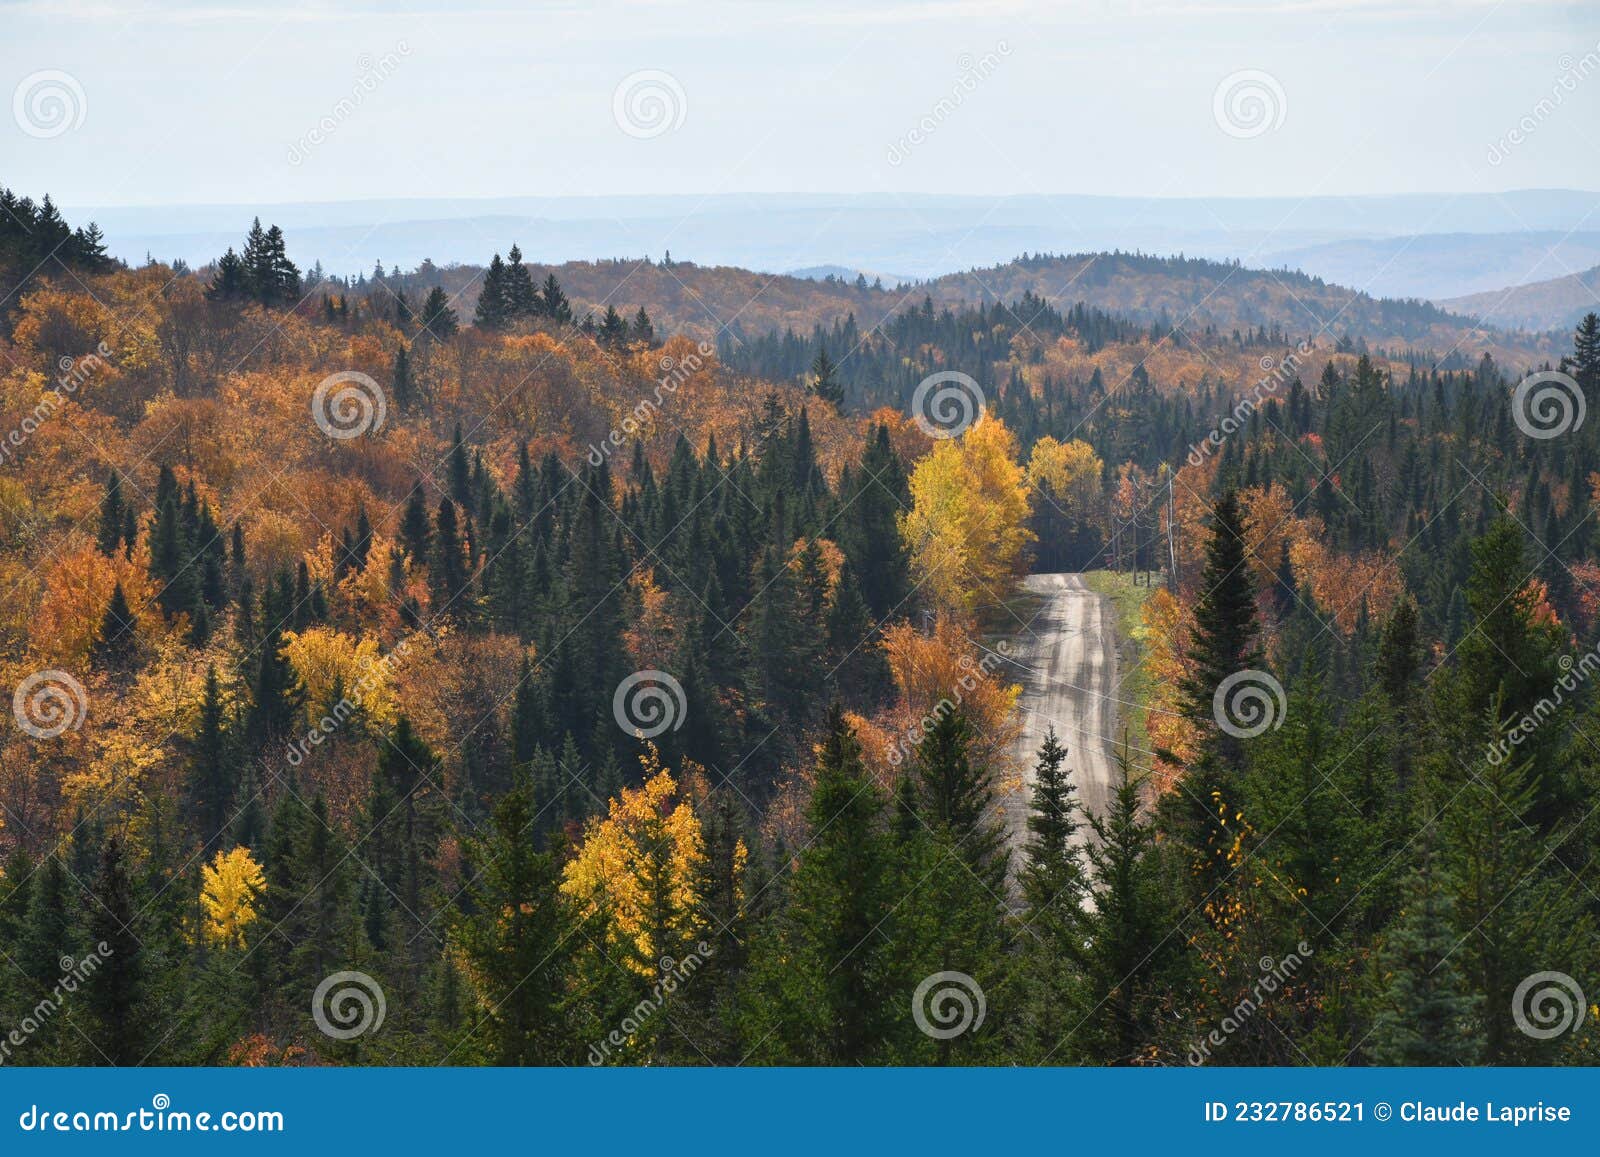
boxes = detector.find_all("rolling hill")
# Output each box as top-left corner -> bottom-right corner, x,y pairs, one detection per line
1439,264 -> 1600,332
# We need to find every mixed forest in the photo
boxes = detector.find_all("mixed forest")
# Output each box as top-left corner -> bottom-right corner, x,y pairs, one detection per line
0,189 -> 1598,1066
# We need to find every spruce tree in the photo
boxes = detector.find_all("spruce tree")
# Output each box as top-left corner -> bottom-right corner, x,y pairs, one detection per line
83,837 -> 150,1064
1369,827 -> 1480,1065
911,709 -> 1007,891
452,785 -> 578,1063
91,581 -> 140,669
1179,489 -> 1261,760
474,253 -> 511,330
739,708 -> 899,1063
188,665 -> 233,851
420,286 -> 457,339
504,244 -> 538,319
95,470 -> 126,556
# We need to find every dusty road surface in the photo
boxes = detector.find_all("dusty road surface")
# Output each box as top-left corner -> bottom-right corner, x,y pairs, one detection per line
999,573 -> 1121,852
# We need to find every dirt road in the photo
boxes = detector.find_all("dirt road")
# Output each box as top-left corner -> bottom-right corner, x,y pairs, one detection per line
999,573 -> 1121,851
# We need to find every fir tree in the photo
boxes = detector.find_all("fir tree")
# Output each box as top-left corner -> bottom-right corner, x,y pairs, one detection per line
1369,826 -> 1480,1065
91,581 -> 140,669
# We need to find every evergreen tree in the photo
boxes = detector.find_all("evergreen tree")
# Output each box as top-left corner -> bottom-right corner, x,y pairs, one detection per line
474,253 -> 511,330
1178,489 -> 1261,762
739,708 -> 900,1063
809,345 -> 844,406
96,470 -> 127,556
839,424 -> 911,618
1369,827 -> 1480,1065
91,581 -> 140,669
541,273 -> 571,322
1076,755 -> 1174,1063
392,343 -> 413,408
420,286 -> 458,339
910,709 -> 1007,890
504,244 -> 539,319
188,665 -> 234,851
452,785 -> 579,1063
83,837 -> 150,1064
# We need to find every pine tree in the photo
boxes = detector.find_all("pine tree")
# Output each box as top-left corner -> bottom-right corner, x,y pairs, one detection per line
147,483 -> 199,620
246,574 -> 301,745
825,561 -> 892,706
598,304 -> 628,349
910,709 -> 1007,891
400,485 -> 432,561
430,497 -> 469,613
207,247 -> 248,301
1076,755 -> 1174,1063
839,424 -> 911,618
1572,311 -> 1599,396
541,273 -> 571,323
392,344 -> 413,408
631,306 -> 654,345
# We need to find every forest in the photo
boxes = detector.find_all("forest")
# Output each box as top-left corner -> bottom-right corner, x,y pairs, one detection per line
0,189 -> 1598,1066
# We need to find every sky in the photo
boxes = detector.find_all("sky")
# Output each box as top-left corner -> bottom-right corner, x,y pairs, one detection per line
4,0 -> 1600,209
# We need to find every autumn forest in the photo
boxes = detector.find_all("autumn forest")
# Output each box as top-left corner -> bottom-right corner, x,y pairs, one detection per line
2,188 -> 1599,1069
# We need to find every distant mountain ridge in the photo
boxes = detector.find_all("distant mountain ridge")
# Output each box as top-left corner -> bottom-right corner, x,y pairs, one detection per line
369,249 -> 1556,366
1439,265 -> 1600,332
72,189 -> 1600,297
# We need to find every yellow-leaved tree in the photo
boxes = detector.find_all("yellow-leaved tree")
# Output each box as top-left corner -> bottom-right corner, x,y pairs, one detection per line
898,414 -> 1034,618
200,846 -> 266,949
280,627 -> 401,731
1027,435 -> 1103,521
560,747 -> 706,975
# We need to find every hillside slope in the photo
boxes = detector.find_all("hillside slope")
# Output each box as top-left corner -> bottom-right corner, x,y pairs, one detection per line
434,251 -> 1557,366
1440,264 -> 1600,332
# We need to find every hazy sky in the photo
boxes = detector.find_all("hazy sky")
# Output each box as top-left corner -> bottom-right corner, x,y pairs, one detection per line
5,0 -> 1600,208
